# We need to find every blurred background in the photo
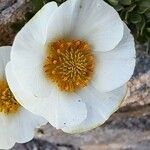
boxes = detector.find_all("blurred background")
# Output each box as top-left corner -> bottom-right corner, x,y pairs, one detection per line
0,0 -> 150,150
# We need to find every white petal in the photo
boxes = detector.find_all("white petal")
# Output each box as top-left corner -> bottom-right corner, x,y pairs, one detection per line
11,2 -> 58,56
10,60 -> 53,98
0,113 -> 14,149
0,46 -> 11,79
46,0 -> 78,41
92,24 -> 136,92
0,47 -> 46,149
46,0 -> 123,52
9,108 -> 46,143
6,63 -> 87,129
10,2 -> 58,97
0,108 -> 46,149
11,2 -> 58,63
43,90 -> 87,129
62,85 -> 127,133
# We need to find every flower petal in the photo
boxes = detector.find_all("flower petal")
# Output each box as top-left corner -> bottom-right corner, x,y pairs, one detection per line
44,91 -> 87,129
92,24 -> 136,92
10,60 -> 53,98
62,85 -> 127,133
6,63 -> 87,129
10,0 -> 124,98
0,108 -> 46,149
46,0 -> 81,42
10,2 -> 58,97
11,2 -> 58,63
0,46 -> 47,149
0,46 -> 11,79
11,2 -> 58,54
0,52 -> 47,149
46,0 -> 123,52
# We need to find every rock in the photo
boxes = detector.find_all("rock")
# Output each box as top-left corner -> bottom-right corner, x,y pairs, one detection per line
0,0 -> 30,24
12,139 -> 64,150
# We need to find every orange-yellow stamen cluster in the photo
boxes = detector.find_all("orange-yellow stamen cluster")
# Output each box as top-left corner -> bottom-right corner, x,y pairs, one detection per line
0,80 -> 20,114
44,39 -> 95,92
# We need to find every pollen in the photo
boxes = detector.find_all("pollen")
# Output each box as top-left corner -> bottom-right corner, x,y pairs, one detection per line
0,80 -> 21,114
44,39 -> 95,92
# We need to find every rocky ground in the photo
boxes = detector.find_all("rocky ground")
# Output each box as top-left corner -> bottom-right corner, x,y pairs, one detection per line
0,0 -> 150,150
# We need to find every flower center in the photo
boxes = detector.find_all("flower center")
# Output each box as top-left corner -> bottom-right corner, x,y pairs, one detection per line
44,39 -> 95,92
0,79 -> 20,114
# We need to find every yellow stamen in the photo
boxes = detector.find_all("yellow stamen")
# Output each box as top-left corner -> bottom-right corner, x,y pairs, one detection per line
44,39 -> 95,92
0,79 -> 20,114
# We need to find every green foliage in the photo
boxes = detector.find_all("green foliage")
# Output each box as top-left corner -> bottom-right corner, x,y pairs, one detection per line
106,0 -> 150,45
31,0 -> 44,12
12,0 -> 150,51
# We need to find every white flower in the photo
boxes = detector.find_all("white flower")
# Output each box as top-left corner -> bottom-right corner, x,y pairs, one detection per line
0,46 -> 47,149
6,0 -> 135,133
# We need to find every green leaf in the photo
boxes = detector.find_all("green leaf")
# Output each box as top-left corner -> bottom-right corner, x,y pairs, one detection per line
129,13 -> 142,24
136,17 -> 146,36
137,7 -> 149,14
146,27 -> 150,33
31,0 -> 44,12
145,10 -> 150,18
139,0 -> 150,8
127,4 -> 136,13
144,31 -> 150,42
108,0 -> 119,6
121,4 -> 136,21
114,4 -> 124,11
45,0 -> 66,5
120,10 -> 127,21
119,0 -> 132,6
44,0 -> 54,3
